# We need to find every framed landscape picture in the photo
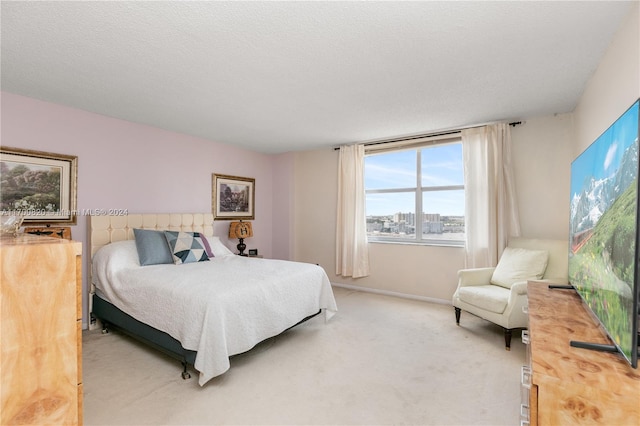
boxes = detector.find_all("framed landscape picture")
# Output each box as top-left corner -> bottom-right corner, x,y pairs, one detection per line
212,174 -> 255,220
0,147 -> 78,224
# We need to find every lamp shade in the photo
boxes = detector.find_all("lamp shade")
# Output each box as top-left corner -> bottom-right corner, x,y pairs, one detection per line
229,221 -> 253,239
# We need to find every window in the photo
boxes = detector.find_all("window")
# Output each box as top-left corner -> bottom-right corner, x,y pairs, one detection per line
364,137 -> 465,246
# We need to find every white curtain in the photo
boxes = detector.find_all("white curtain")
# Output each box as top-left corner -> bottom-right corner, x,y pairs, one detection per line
336,144 -> 370,278
462,123 -> 520,268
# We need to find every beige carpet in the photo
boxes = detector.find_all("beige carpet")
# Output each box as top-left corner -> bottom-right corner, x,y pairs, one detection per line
82,287 -> 526,425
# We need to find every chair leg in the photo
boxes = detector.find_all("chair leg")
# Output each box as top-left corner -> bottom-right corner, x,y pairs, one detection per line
504,328 -> 512,351
454,307 -> 461,325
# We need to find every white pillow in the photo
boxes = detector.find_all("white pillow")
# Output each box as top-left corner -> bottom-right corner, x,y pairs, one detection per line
490,247 -> 549,289
92,240 -> 141,291
92,240 -> 140,269
206,236 -> 235,257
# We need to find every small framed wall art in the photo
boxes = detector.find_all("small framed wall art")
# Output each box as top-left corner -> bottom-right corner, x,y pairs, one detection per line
0,147 -> 78,225
212,174 -> 255,220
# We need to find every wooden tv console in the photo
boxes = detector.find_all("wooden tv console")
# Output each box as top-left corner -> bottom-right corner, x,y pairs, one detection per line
523,281 -> 640,425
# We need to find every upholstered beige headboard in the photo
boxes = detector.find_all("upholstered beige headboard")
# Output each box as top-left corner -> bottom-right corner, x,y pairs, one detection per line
89,213 -> 215,257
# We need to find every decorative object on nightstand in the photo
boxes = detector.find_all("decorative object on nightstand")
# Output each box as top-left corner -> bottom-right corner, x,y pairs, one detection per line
228,220 -> 253,256
0,213 -> 25,236
24,226 -> 72,240
248,248 -> 263,258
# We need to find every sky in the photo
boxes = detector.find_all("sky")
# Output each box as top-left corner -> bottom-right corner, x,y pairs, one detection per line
364,143 -> 464,217
570,100 -> 639,198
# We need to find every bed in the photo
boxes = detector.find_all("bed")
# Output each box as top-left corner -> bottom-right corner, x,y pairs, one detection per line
88,213 -> 338,386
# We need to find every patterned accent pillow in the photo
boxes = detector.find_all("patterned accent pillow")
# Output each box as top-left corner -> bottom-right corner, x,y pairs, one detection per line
199,234 -> 214,258
163,231 -> 210,264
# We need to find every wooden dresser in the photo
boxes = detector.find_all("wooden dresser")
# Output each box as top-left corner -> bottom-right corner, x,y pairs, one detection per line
0,234 -> 83,425
525,281 -> 640,425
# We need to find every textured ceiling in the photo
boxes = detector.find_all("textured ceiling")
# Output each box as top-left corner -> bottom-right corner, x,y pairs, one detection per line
1,1 -> 634,154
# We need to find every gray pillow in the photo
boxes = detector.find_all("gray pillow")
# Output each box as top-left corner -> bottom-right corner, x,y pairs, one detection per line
133,228 -> 174,266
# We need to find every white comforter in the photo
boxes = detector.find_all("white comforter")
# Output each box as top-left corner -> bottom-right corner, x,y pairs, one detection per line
92,241 -> 338,385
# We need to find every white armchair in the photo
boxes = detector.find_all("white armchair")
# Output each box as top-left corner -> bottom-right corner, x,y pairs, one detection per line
452,238 -> 568,350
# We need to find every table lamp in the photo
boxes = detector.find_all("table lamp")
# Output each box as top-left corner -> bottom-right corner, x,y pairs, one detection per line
228,220 -> 253,256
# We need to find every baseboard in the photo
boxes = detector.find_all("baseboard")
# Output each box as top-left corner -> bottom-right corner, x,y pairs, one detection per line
331,282 -> 452,306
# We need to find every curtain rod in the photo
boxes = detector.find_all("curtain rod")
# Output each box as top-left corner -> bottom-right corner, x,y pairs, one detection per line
333,121 -> 523,150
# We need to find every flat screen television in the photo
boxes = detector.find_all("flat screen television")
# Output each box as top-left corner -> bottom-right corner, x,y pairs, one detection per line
568,98 -> 639,368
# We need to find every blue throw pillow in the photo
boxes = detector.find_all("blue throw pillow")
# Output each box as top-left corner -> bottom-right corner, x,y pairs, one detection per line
133,228 -> 174,266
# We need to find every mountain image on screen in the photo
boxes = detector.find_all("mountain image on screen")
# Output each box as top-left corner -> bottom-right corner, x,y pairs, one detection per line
570,142 -> 638,235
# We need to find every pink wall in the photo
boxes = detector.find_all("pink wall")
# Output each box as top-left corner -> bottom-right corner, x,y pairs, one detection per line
1,92 -> 284,327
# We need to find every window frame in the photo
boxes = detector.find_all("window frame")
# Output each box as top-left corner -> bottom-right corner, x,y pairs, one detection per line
365,136 -> 465,247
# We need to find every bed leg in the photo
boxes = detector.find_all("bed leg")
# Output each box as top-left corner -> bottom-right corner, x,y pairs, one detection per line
101,322 -> 110,334
181,361 -> 191,380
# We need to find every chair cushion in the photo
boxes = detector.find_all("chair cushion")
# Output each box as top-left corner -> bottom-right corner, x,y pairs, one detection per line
457,285 -> 510,314
490,247 -> 549,289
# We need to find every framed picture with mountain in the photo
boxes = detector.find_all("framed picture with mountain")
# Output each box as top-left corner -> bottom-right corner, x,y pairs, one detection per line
0,147 -> 78,224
